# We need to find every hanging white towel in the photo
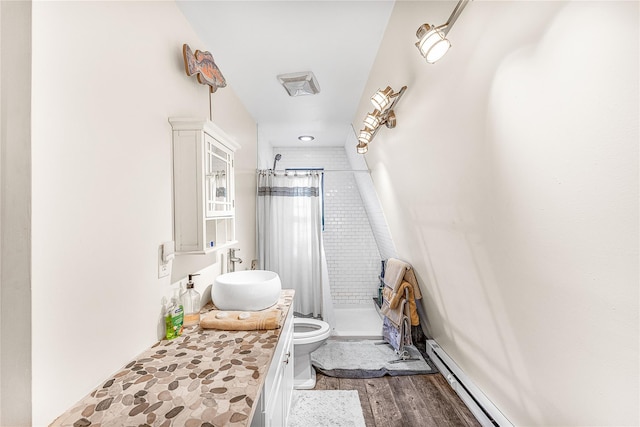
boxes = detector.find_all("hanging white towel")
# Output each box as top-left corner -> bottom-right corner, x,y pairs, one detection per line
383,258 -> 410,291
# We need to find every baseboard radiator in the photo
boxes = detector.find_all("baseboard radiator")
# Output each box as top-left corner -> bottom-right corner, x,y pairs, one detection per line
426,340 -> 514,427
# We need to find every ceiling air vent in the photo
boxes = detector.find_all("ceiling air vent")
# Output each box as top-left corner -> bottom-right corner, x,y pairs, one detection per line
277,71 -> 321,97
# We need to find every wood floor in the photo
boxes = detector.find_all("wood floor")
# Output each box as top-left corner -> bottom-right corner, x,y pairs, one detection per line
313,372 -> 481,427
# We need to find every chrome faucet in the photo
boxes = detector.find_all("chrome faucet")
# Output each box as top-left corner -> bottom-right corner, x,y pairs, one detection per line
228,248 -> 243,272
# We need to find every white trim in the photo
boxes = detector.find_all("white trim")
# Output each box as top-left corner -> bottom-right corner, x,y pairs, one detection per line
426,340 -> 514,427
168,118 -> 241,151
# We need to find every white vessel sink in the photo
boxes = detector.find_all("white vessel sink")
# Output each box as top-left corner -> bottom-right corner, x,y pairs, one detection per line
212,270 -> 282,311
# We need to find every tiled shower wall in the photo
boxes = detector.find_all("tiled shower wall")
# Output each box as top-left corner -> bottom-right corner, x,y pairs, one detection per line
344,134 -> 398,261
272,146 -> 381,306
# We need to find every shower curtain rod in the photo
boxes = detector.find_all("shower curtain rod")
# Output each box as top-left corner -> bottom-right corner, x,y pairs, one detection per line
258,169 -> 370,173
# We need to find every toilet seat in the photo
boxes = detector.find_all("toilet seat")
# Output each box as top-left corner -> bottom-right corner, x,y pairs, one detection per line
293,318 -> 331,345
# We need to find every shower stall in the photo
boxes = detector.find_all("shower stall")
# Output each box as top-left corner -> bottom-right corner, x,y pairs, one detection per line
260,146 -> 396,338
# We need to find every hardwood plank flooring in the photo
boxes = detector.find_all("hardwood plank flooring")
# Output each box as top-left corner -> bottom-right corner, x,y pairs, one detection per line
313,372 -> 481,427
340,377 -> 376,427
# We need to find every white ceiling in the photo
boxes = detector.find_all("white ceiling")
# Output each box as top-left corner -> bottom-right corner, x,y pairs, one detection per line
177,1 -> 396,147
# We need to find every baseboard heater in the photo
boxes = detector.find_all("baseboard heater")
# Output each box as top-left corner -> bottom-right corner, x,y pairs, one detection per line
426,340 -> 514,427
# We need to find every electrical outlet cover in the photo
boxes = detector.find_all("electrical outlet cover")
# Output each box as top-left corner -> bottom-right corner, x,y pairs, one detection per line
158,245 -> 171,278
159,262 -> 170,278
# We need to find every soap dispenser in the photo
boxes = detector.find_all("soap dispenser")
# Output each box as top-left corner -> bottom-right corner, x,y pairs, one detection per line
182,274 -> 202,327
165,289 -> 184,340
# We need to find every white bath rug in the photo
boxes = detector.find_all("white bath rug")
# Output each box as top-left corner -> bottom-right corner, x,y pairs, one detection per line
288,390 -> 366,427
311,340 -> 436,378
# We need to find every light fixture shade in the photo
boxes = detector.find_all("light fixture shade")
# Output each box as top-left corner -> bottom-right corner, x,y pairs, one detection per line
358,129 -> 373,145
298,135 -> 315,142
416,25 -> 450,63
363,112 -> 381,130
371,86 -> 393,111
356,142 -> 368,154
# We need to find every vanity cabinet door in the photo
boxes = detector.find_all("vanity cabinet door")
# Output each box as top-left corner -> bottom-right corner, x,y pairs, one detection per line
281,334 -> 294,426
204,133 -> 234,218
250,307 -> 294,427
265,363 -> 285,427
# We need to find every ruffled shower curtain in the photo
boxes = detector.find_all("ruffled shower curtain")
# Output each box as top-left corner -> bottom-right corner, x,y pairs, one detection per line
257,170 -> 333,323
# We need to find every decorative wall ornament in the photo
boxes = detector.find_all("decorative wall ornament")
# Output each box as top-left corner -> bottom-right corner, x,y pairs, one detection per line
182,44 -> 227,93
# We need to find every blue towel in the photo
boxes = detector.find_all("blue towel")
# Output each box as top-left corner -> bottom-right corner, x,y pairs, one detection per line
382,317 -> 402,351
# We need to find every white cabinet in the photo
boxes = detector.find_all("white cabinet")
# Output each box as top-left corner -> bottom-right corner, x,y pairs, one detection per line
251,306 -> 294,427
169,118 -> 240,254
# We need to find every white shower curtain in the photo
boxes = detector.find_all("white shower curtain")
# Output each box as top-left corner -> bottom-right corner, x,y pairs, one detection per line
257,170 -> 330,320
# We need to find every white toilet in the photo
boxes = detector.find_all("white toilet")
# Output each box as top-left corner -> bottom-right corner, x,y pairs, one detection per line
293,318 -> 331,389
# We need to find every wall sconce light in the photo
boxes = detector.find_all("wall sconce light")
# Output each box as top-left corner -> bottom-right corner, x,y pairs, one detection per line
356,142 -> 369,154
363,112 -> 381,130
416,0 -> 471,64
358,129 -> 374,144
356,85 -> 407,154
371,86 -> 395,111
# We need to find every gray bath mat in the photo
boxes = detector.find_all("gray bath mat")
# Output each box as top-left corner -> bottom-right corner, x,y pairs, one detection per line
311,340 -> 436,378
288,390 -> 366,427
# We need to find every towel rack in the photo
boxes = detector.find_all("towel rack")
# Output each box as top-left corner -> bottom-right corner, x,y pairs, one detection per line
388,287 -> 420,363
378,285 -> 420,363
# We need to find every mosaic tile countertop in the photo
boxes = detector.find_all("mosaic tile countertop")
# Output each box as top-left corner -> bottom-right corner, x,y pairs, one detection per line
52,290 -> 295,427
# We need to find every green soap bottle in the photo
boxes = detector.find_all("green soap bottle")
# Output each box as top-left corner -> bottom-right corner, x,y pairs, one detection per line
165,290 -> 184,340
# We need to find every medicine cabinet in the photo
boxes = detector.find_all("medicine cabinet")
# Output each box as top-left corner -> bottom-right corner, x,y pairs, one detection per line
169,118 -> 240,254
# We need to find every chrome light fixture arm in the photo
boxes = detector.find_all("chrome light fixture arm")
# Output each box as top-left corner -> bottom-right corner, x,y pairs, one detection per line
439,0 -> 471,36
382,86 -> 407,127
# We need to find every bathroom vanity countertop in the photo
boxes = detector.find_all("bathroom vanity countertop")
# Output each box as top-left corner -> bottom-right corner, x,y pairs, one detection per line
51,289 -> 295,427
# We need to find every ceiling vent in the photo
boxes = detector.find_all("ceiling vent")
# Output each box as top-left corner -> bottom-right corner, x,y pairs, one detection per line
277,71 -> 321,97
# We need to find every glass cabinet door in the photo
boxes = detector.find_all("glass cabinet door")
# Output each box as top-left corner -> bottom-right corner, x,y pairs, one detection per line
205,135 -> 233,217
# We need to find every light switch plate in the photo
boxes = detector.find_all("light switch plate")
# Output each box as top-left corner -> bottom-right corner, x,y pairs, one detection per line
159,262 -> 170,278
158,245 -> 171,278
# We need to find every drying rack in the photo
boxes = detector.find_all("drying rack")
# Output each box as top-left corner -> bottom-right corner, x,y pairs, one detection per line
376,275 -> 421,363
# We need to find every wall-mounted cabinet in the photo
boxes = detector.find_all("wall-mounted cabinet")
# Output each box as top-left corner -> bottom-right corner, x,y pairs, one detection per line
169,118 -> 240,254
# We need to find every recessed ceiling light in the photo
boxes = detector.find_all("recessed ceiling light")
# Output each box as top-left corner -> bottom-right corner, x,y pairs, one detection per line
298,135 -> 315,142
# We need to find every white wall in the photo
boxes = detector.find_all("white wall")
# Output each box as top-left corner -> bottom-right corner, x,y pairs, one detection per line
0,2 -> 32,425
355,1 -> 638,425
31,2 -> 256,425
344,130 -> 397,260
0,4 -> 2,419
212,84 -> 258,274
